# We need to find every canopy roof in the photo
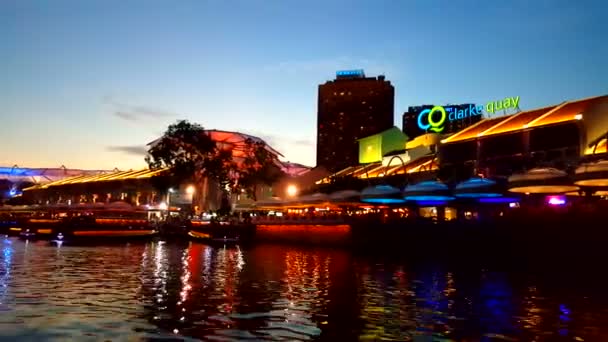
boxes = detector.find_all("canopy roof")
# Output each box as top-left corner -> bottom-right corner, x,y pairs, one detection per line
147,129 -> 297,171
0,166 -> 110,184
317,154 -> 438,184
23,168 -> 167,191
148,129 -> 283,158
442,95 -> 607,144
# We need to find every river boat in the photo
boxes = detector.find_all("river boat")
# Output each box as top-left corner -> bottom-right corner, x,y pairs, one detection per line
19,216 -> 65,240
187,219 -> 253,245
0,205 -> 37,236
51,209 -> 157,245
249,214 -> 352,246
18,202 -> 159,245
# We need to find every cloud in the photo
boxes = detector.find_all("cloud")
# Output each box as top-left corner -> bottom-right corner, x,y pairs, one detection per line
103,96 -> 177,122
292,139 -> 314,147
106,145 -> 148,156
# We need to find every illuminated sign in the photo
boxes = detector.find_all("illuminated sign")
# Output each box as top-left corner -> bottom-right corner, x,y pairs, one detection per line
336,69 -> 364,78
418,106 -> 448,133
486,96 -> 520,114
417,96 -> 520,133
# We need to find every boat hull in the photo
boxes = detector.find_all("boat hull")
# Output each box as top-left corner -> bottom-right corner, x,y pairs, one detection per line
187,223 -> 254,245
50,229 -> 158,245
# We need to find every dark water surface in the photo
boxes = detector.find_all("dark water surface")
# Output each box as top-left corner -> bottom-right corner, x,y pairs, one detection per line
1,237 -> 608,341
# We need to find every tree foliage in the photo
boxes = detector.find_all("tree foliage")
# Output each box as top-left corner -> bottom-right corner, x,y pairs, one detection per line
232,139 -> 283,201
145,120 -> 283,204
146,120 -> 217,186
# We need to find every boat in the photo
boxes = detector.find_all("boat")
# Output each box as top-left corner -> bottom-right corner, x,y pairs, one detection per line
0,205 -> 37,236
187,218 -> 253,245
50,208 -> 157,245
19,217 -> 65,240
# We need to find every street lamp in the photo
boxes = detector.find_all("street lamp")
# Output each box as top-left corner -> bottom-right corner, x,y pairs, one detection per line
165,187 -> 175,215
286,184 -> 298,197
186,185 -> 195,195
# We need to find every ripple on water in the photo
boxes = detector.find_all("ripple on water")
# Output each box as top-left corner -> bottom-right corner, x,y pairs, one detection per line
1,238 -> 608,341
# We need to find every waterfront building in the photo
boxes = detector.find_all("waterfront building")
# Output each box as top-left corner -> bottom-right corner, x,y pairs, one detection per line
314,94 -> 608,194
0,166 -> 110,202
22,130 -> 309,212
439,94 -> 608,180
316,128 -> 439,188
316,70 -> 394,173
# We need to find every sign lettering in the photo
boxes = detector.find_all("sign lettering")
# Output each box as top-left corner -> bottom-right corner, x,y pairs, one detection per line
417,96 -> 520,133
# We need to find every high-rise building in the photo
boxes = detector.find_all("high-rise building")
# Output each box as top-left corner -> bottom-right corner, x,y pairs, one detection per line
316,70 -> 394,172
402,103 -> 482,140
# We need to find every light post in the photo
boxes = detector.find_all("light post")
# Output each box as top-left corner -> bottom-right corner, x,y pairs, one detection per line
186,185 -> 195,215
286,184 -> 298,198
164,187 -> 175,217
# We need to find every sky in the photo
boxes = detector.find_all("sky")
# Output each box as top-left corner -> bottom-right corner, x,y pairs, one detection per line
1,0 -> 607,170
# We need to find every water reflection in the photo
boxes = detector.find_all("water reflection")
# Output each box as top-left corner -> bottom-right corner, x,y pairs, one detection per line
0,239 -> 607,340
0,238 -> 13,310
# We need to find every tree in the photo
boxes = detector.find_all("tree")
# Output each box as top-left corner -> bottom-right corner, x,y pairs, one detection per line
146,120 -> 241,189
146,120 -> 282,210
232,139 -> 283,201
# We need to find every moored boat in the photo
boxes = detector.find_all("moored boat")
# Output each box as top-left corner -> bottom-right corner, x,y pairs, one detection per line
19,217 -> 64,240
187,219 -> 253,245
49,206 -> 158,245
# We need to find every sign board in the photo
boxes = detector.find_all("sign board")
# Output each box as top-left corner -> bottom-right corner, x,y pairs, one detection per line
416,96 -> 520,133
336,69 -> 365,78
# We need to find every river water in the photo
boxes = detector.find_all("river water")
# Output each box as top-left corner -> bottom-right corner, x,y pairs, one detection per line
1,237 -> 607,341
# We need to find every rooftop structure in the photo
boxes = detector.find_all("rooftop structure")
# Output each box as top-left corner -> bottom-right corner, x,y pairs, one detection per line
0,166 -> 111,184
23,168 -> 167,191
440,94 -> 608,178
441,95 -> 608,145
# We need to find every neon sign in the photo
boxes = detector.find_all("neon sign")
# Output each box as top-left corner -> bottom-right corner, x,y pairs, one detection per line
417,106 -> 448,133
336,69 -> 364,78
417,96 -> 520,133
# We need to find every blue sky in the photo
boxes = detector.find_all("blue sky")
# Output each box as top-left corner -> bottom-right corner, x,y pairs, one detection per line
1,0 -> 607,170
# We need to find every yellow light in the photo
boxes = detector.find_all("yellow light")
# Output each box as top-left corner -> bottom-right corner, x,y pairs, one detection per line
286,184 -> 298,197
186,185 -> 195,195
574,113 -> 583,120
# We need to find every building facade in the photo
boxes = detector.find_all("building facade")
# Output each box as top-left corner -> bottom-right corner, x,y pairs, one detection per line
22,130 -> 302,213
402,103 -> 482,140
439,95 -> 608,180
316,70 -> 394,173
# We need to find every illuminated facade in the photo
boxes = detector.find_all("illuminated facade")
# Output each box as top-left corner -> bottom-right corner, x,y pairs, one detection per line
439,95 -> 608,179
316,70 -> 394,172
358,127 -> 408,164
0,166 -> 110,201
21,168 -> 167,206
22,130 -> 300,211
317,130 -> 439,186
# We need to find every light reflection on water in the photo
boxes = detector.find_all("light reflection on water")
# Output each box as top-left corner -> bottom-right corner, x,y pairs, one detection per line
0,237 -> 607,340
